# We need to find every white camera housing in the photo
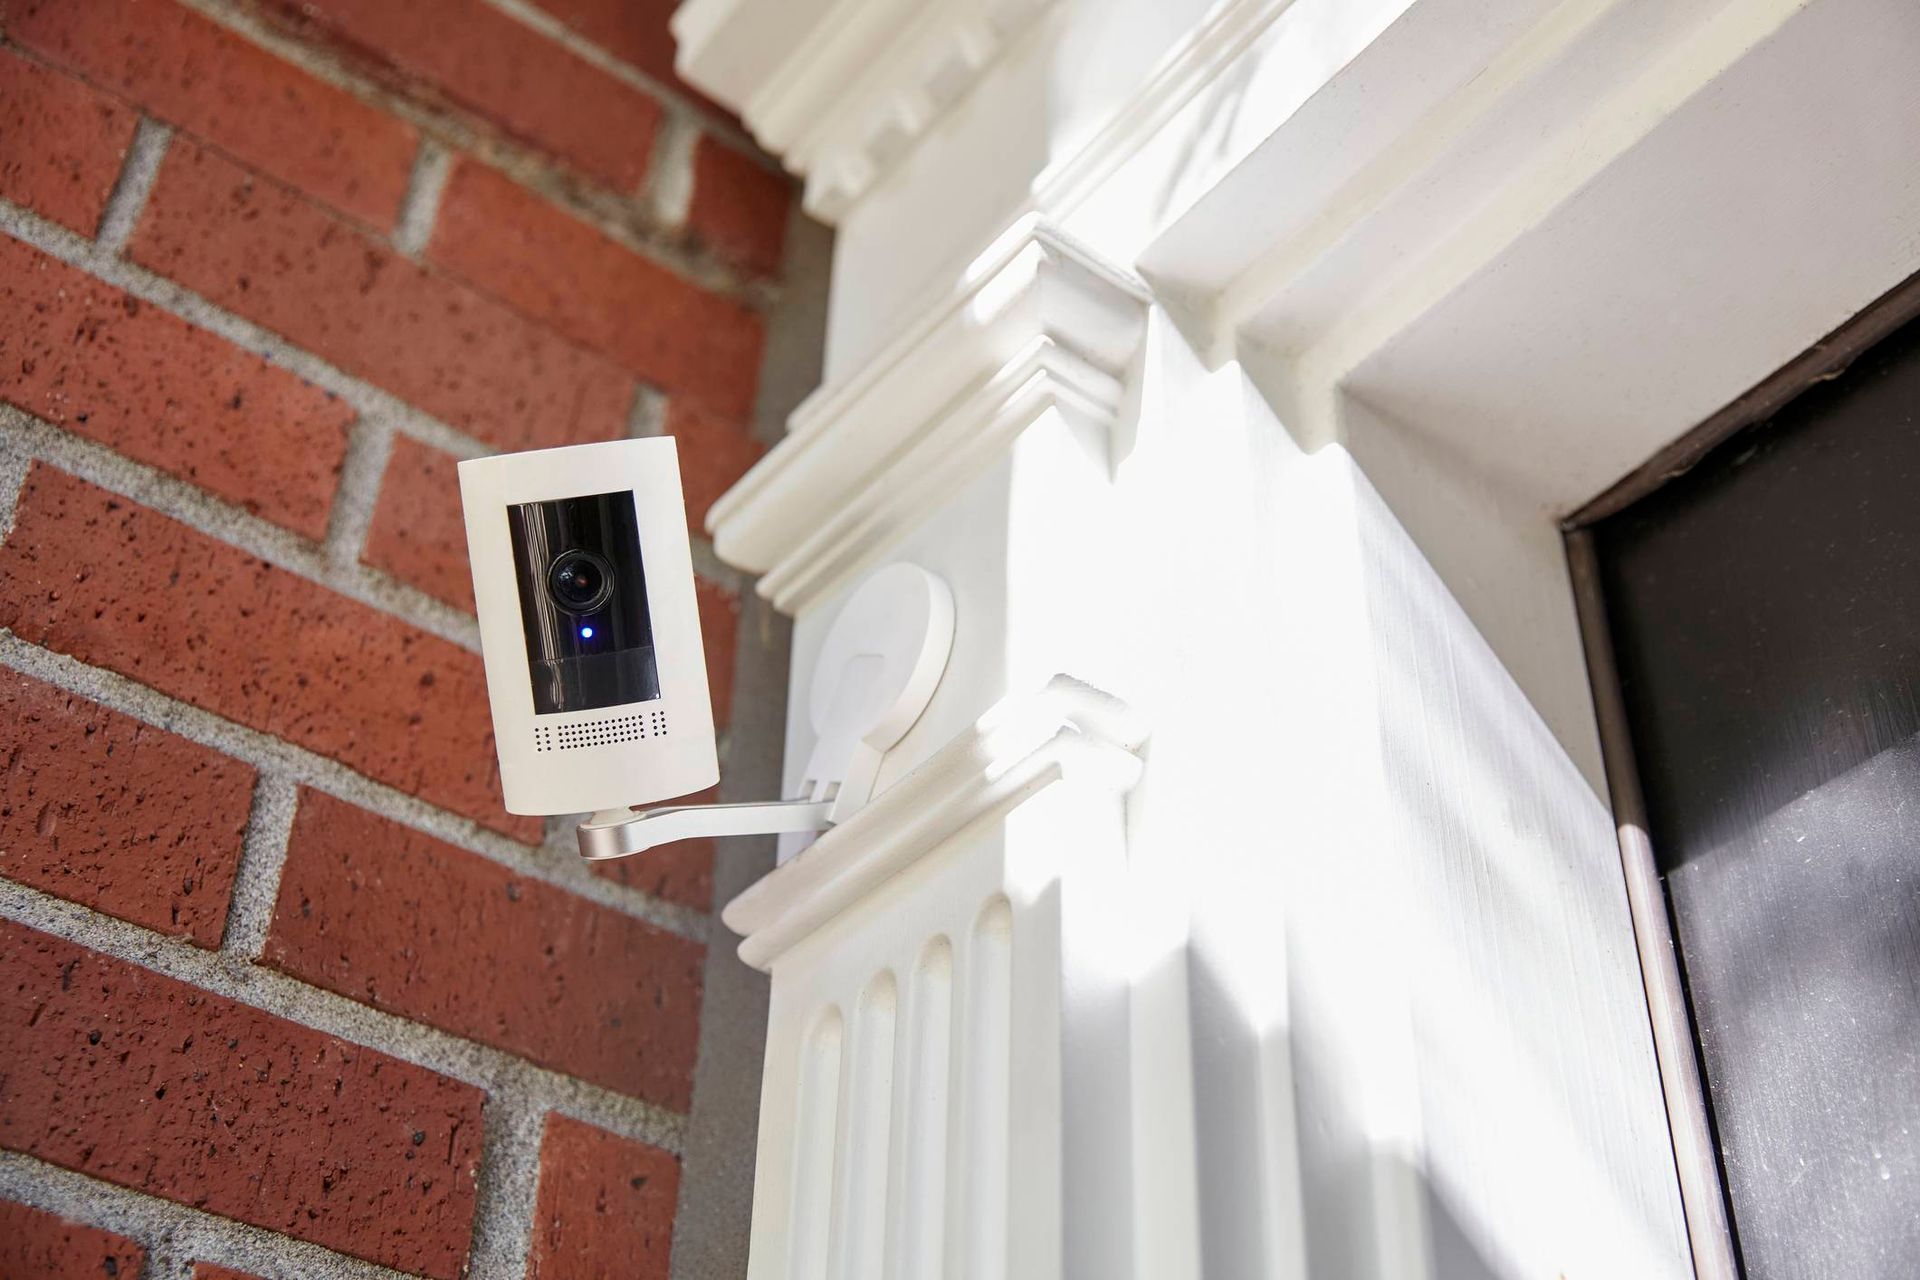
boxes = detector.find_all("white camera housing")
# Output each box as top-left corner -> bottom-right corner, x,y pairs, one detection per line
459,438 -> 718,816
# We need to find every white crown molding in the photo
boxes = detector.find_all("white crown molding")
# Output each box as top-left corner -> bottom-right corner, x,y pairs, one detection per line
1034,0 -> 1301,219
675,0 -> 1056,221
722,674 -> 1147,970
706,216 -> 1151,614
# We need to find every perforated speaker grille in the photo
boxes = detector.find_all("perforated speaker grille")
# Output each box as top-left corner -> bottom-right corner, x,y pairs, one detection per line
532,708 -> 669,753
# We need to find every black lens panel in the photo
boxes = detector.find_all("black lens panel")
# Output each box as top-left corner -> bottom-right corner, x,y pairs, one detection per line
507,490 -> 660,715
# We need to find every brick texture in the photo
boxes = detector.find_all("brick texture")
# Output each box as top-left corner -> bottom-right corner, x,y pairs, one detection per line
696,577 -> 741,732
526,0 -> 729,121
529,0 -> 721,112
362,435 -> 473,612
0,1199 -> 147,1280
5,0 -> 418,229
0,46 -> 136,237
193,1265 -> 264,1280
0,672 -> 256,948
668,396 -> 766,538
0,465 -> 541,842
688,137 -> 790,279
528,1114 -> 680,1280
0,236 -> 354,541
265,791 -> 705,1110
129,140 -> 634,453
0,919 -> 486,1278
430,158 -> 764,421
259,0 -> 659,192
0,0 -> 801,1266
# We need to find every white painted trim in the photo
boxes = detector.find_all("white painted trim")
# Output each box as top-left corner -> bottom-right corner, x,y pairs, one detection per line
1120,2 -> 1920,1274
1133,0 -> 1828,450
669,0 -> 1920,1275
726,676 -> 1198,1280
676,0 -> 1057,220
1282,0 -> 1816,440
706,218 -> 1150,612
1035,0 -> 1302,217
723,674 -> 1147,969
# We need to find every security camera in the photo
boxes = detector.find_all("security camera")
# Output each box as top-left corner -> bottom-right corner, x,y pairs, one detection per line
459,438 -> 718,816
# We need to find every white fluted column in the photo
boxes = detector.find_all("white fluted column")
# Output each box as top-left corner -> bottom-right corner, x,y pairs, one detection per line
723,679 -> 1195,1280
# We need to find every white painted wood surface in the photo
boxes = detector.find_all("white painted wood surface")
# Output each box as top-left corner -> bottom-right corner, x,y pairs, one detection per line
725,679 -> 1200,1280
674,0 -> 1920,1274
708,219 -> 1150,615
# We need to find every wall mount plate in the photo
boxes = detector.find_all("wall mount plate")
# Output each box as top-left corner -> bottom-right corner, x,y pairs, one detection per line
577,563 -> 954,862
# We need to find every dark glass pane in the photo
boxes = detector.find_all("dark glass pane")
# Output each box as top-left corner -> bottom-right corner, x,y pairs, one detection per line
507,489 -> 660,715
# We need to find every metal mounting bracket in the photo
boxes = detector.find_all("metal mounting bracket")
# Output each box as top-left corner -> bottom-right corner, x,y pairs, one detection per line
576,562 -> 955,862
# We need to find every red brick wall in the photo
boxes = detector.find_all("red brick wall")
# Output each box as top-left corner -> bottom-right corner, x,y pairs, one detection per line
0,0 -> 800,1274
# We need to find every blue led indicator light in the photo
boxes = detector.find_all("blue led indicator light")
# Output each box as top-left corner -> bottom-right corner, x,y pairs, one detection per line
580,626 -> 595,639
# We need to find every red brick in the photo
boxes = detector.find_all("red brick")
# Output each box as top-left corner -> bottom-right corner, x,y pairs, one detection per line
0,920 -> 485,1278
363,436 -> 473,612
0,236 -> 353,541
128,140 -> 633,453
6,0 -> 417,229
260,0 -> 658,192
696,577 -> 740,732
525,0 -> 731,122
264,791 -> 704,1110
0,1200 -> 146,1280
0,466 -> 542,843
0,672 -> 255,948
668,397 -> 765,537
589,785 -> 714,912
429,159 -> 765,421
528,1114 -> 679,1280
193,1266 -> 265,1280
688,137 -> 789,278
0,47 -> 136,236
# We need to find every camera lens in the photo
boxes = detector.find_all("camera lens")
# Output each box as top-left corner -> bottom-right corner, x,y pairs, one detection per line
546,549 -> 614,614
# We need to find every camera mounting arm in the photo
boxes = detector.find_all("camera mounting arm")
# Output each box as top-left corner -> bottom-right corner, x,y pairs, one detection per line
576,797 -> 837,861
576,563 -> 955,862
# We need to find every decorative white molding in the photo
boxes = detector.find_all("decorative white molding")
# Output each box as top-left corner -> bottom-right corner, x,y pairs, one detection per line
724,674 -> 1148,969
725,677 -> 1198,1279
1034,0 -> 1301,219
706,217 -> 1151,613
1134,0 -> 1840,460
675,0 -> 1056,221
